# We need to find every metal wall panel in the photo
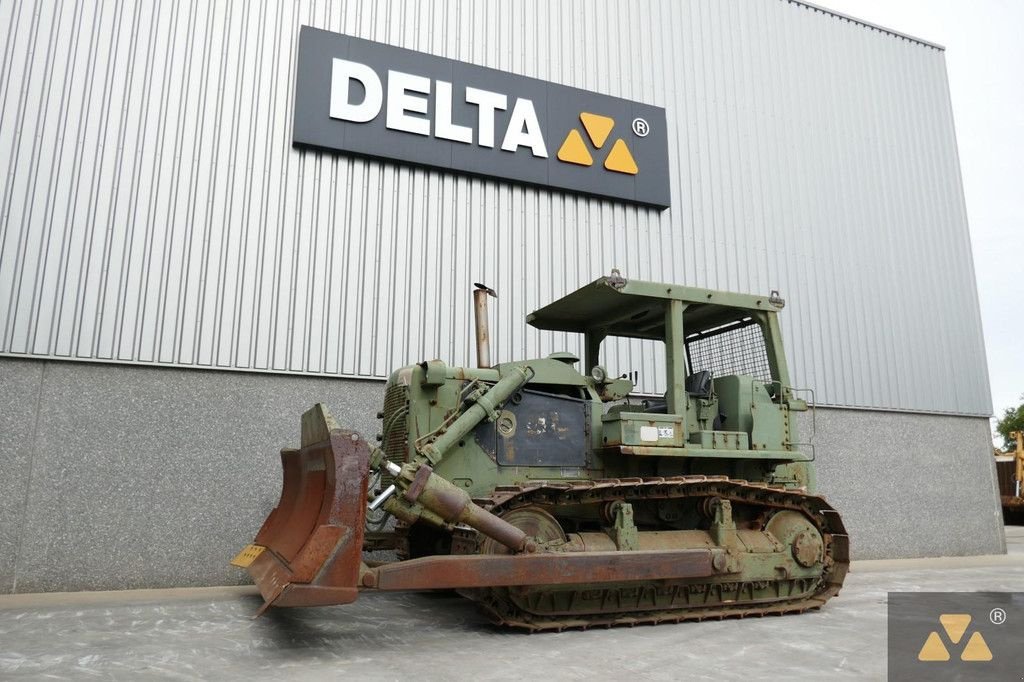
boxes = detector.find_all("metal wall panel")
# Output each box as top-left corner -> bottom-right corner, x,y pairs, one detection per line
0,0 -> 992,415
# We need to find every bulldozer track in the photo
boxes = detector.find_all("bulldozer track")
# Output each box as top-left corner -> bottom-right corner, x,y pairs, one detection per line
457,476 -> 849,632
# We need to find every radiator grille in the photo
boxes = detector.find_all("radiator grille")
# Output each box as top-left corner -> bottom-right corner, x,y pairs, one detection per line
381,383 -> 410,484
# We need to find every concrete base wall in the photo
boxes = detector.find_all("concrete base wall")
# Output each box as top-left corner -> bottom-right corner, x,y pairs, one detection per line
0,358 -> 1005,593
799,409 -> 1005,560
0,359 -> 380,593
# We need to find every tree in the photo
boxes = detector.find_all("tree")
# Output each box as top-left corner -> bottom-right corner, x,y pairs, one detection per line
996,394 -> 1024,451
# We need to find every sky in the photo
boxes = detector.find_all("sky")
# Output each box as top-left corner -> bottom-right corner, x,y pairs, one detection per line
818,0 -> 1023,438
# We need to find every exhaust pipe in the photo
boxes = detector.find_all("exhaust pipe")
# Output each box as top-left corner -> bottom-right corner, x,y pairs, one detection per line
473,283 -> 497,368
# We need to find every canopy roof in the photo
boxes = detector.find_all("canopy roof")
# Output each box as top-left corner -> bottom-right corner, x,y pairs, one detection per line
526,275 -> 780,340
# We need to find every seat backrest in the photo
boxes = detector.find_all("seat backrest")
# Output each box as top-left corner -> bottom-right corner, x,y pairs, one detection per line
685,370 -> 713,399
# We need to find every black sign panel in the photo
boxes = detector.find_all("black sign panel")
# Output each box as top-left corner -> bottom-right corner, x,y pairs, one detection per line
293,26 -> 671,209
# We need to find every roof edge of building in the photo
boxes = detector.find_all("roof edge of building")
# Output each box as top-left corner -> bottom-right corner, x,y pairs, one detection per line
787,0 -> 946,51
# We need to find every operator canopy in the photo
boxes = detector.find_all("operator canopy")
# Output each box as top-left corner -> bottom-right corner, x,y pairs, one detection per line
526,274 -> 780,341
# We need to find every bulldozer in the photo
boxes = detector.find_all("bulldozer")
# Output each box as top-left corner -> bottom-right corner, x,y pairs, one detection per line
232,273 -> 849,630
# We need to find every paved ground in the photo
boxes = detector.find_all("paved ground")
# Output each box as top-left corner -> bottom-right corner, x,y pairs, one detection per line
1,527 -> 1022,681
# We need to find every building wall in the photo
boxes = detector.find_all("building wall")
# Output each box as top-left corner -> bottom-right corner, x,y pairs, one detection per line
0,359 -> 1004,593
0,0 -> 1002,593
0,0 -> 991,414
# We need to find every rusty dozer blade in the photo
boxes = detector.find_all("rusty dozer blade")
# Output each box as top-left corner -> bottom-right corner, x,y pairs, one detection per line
238,404 -> 370,613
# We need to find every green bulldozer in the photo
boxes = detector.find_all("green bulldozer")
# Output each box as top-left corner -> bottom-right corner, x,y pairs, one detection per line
232,273 -> 849,630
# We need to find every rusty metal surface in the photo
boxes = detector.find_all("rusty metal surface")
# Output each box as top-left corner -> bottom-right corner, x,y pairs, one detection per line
258,448 -> 329,562
402,465 -> 432,503
271,584 -> 360,608
246,407 -> 370,611
367,549 -> 718,591
473,284 -> 496,369
478,507 -> 565,555
253,449 -> 313,561
565,529 -> 723,552
401,464 -> 532,553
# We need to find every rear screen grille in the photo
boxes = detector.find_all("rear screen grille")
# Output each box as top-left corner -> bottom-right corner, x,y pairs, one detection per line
686,320 -> 772,383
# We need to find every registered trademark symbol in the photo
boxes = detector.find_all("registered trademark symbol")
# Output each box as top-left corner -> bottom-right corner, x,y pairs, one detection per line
632,117 -> 649,137
990,607 -> 1006,625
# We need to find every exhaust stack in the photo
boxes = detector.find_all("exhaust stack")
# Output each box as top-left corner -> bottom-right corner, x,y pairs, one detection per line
473,283 -> 497,368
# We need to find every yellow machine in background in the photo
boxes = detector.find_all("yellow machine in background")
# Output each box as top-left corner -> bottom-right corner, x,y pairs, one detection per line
996,431 -> 1024,524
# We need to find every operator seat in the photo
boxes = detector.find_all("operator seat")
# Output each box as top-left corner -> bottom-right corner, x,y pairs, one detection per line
685,370 -> 713,399
640,371 -> 715,414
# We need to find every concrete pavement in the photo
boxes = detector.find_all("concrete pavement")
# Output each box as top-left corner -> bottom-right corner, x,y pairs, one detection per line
1,527 -> 1022,681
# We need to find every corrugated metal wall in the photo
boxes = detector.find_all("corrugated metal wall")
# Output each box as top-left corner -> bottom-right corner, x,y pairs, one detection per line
0,0 -> 991,415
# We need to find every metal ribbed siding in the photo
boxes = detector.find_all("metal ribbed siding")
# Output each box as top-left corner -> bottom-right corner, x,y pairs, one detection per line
0,0 -> 991,415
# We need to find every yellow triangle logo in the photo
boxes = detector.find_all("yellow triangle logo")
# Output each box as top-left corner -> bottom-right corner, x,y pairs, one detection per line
960,632 -> 993,661
917,631 -> 950,661
579,112 -> 614,148
939,614 -> 971,644
604,139 -> 638,175
557,129 -> 593,166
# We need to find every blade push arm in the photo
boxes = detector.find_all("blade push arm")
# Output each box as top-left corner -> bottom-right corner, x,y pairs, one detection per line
417,364 -> 534,465
368,365 -> 537,553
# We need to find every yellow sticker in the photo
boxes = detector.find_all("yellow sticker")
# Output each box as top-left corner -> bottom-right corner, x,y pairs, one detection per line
230,544 -> 266,568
